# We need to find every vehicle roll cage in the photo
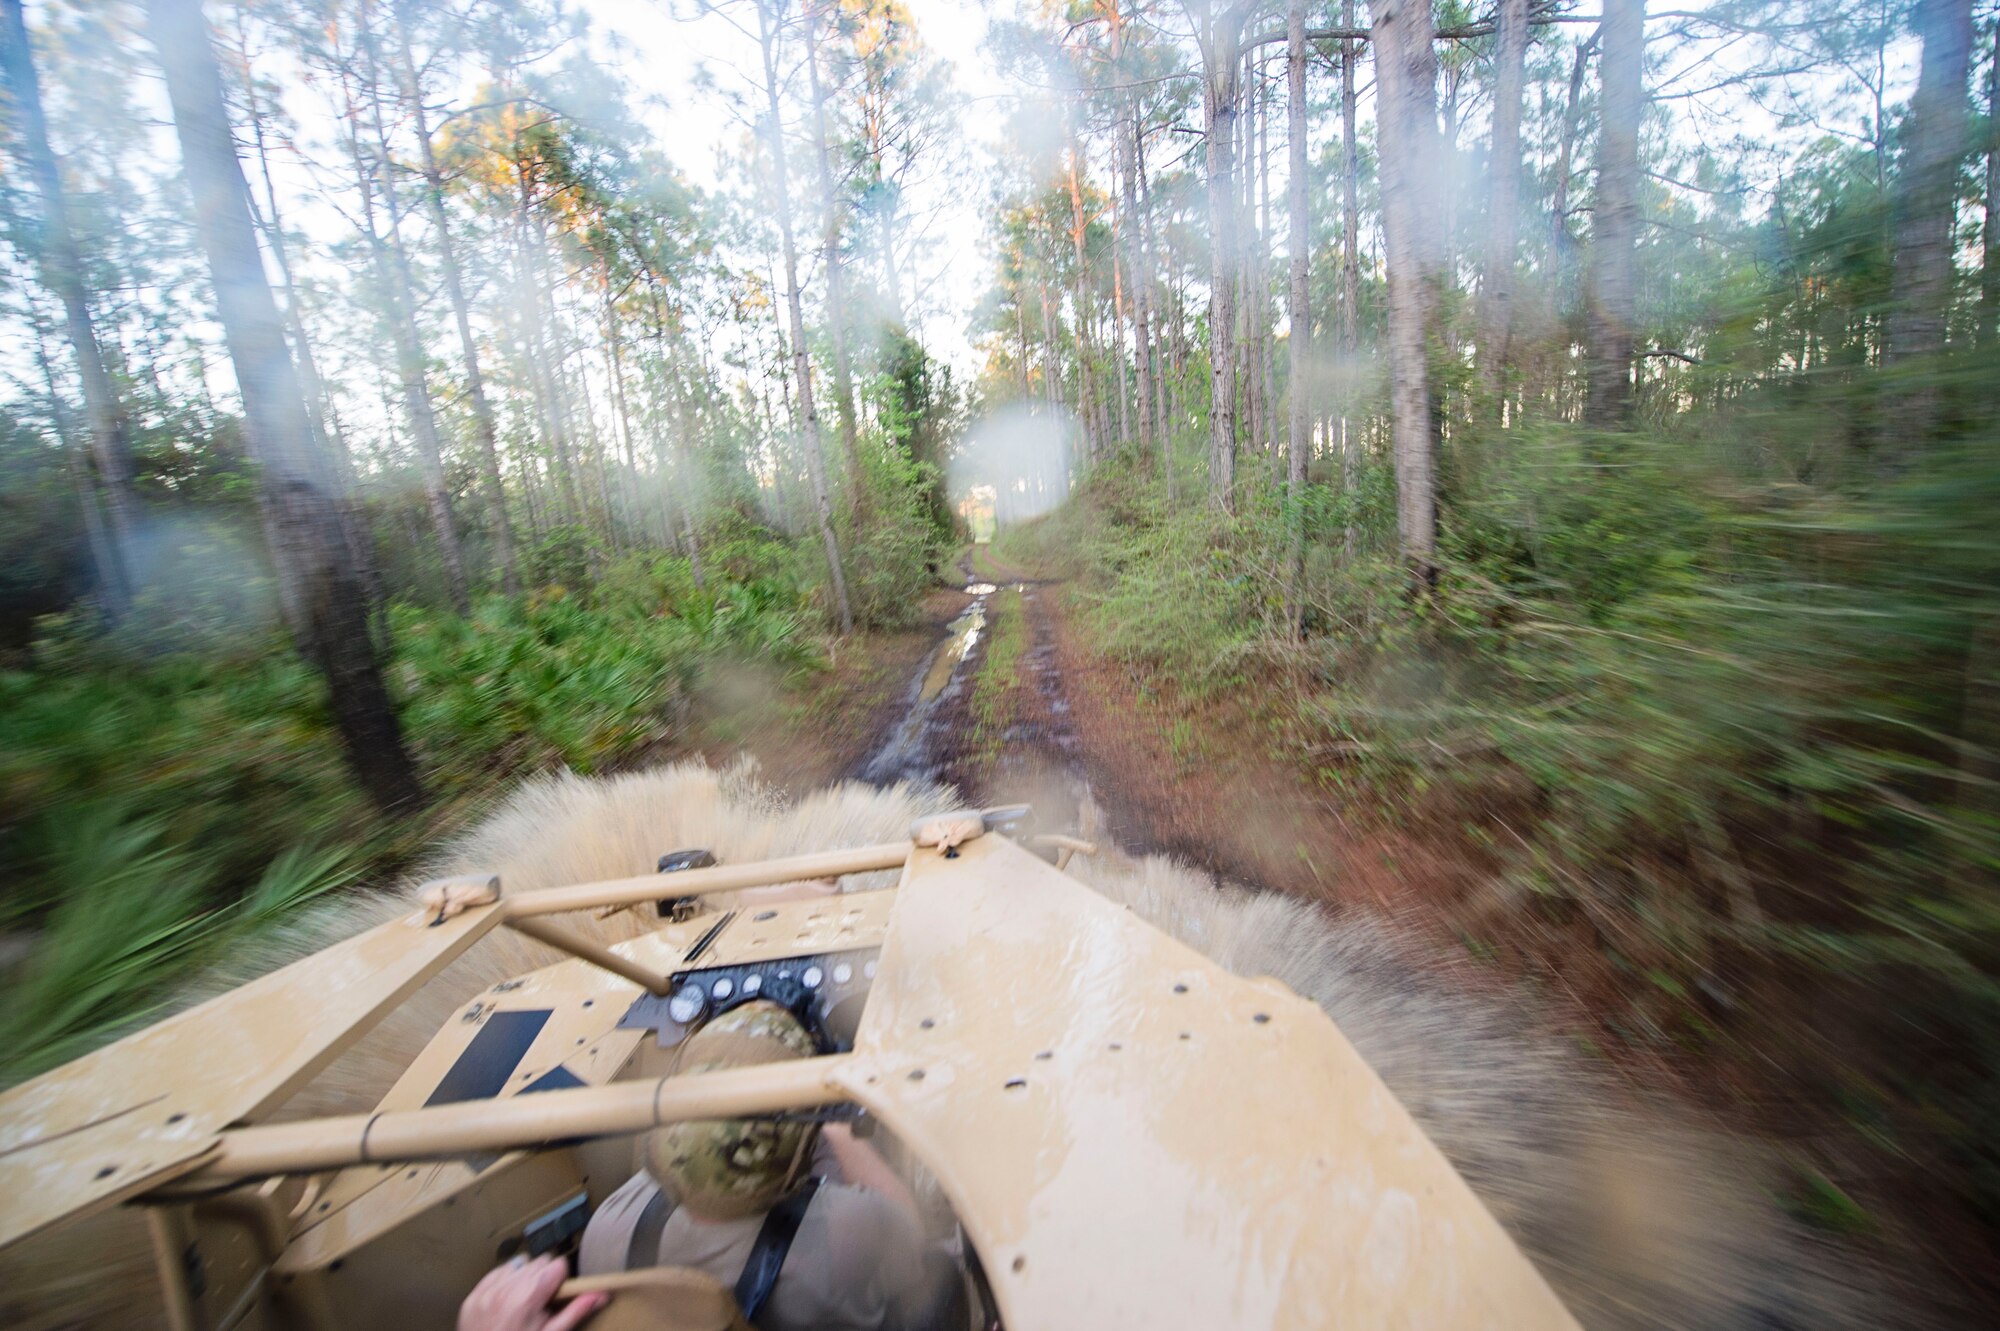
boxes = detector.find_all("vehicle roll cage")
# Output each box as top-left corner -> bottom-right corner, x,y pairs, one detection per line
1,808 -> 1586,1331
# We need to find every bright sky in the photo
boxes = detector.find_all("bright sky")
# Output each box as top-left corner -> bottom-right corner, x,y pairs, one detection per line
578,0 -> 1014,376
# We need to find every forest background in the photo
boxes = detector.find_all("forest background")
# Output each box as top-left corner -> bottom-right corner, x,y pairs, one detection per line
4,0 -> 2000,1314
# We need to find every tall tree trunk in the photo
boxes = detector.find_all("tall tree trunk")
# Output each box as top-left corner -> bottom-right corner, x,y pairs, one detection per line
1885,0 -> 1974,451
1065,147 -> 1102,463
1235,78 -> 1253,472
1257,63 -> 1278,473
344,13 -> 468,610
757,0 -> 852,634
1285,0 -> 1310,633
1477,0 -> 1530,411
1982,19 -> 2000,348
30,307 -> 120,614
1121,116 -> 1156,458
517,181 -> 583,524
0,0 -> 139,613
1584,0 -> 1645,429
1339,0 -> 1360,554
1551,35 -> 1597,410
147,0 -> 423,814
234,12 -> 342,477
1195,2 -> 1248,510
1135,123 -> 1172,479
394,0 -> 518,594
664,358 -> 708,589
1039,282 -> 1060,419
803,0 -> 865,516
1368,0 -> 1441,573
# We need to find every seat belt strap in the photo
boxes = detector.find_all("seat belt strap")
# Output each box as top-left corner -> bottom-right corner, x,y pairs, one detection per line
625,1186 -> 673,1271
732,1177 -> 822,1326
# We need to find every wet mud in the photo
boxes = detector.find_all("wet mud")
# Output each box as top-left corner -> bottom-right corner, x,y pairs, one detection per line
851,577 -> 996,788
850,551 -> 1116,849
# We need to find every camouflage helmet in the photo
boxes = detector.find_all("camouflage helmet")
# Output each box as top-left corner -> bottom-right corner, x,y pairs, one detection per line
643,1000 -> 819,1220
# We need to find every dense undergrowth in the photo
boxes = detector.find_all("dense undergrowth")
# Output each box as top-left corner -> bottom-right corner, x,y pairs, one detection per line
0,519 -> 877,1082
997,421 -> 2000,1240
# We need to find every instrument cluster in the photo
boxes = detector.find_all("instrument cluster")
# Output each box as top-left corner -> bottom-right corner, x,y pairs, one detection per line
616,946 -> 880,1052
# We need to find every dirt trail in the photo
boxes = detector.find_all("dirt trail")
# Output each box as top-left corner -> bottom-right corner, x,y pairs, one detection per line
890,547 -> 1479,921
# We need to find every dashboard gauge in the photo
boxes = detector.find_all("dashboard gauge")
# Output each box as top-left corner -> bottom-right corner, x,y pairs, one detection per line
710,977 -> 734,1000
864,960 -> 878,980
801,964 -> 824,990
742,973 -> 762,995
667,982 -> 706,1026
832,962 -> 853,985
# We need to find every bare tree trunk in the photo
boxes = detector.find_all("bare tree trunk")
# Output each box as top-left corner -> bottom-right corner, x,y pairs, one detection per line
1136,124 -> 1173,485
1368,0 -> 1441,573
1983,19 -> 2000,348
757,0 -> 852,633
148,0 -> 422,814
1235,76 -> 1255,475
1285,0 -> 1311,633
1121,117 -> 1156,458
1113,241 -> 1133,446
517,177 -> 583,525
234,13 -> 341,476
1477,0 -> 1530,411
1339,1 -> 1361,555
1885,0 -> 1974,451
1584,0 -> 1644,429
1550,35 -> 1597,410
394,0 -> 518,594
803,0 -> 866,517
1194,1 -> 1249,510
1065,147 -> 1103,463
1257,64 -> 1279,475
345,13 -> 468,610
1039,282 -> 1060,419
666,368 -> 708,589
30,308 -> 120,613
1,0 -> 139,613
1981,19 -> 2000,349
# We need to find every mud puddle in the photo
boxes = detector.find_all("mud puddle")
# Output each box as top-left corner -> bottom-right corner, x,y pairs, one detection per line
853,554 -> 1106,845
853,581 -> 994,786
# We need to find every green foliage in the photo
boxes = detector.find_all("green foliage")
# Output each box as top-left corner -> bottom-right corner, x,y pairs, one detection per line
840,439 -> 946,630
0,802 -> 357,1081
1000,462 -> 1265,696
523,523 -> 603,594
0,554 -> 827,1081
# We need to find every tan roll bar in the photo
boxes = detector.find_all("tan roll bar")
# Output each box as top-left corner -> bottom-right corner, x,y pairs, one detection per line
505,916 -> 676,994
167,1056 -> 853,1189
500,842 -> 911,919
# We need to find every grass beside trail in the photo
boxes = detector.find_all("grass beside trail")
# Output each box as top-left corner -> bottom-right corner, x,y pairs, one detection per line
970,588 -> 1026,758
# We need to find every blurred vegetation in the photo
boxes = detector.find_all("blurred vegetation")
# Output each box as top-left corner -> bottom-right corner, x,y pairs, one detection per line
0,509 -> 940,1083
998,382 -> 2000,1233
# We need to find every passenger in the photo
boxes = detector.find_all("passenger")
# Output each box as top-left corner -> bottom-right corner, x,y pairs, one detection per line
594,999 -> 954,1330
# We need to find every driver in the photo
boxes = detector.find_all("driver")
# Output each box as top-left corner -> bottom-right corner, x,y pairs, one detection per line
576,1000 -> 953,1331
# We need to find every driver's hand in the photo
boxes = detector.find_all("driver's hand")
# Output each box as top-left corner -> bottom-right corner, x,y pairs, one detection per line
458,1254 -> 606,1331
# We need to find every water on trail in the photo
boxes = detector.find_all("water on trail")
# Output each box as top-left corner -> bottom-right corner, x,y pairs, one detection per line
852,555 -> 1104,843
852,584 -> 992,786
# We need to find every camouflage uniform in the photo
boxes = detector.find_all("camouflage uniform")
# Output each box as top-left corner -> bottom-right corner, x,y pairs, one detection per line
646,1001 -> 820,1221
577,1001 -> 939,1331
